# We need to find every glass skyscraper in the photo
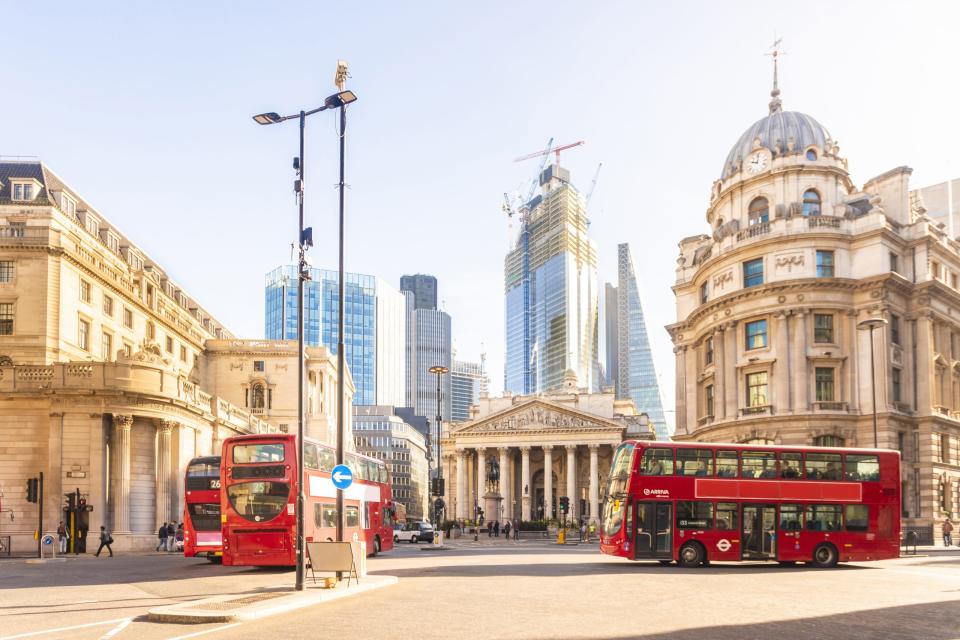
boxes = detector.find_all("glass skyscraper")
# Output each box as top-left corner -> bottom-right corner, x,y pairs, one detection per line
451,356 -> 489,422
504,164 -> 599,394
613,243 -> 669,439
264,266 -> 406,406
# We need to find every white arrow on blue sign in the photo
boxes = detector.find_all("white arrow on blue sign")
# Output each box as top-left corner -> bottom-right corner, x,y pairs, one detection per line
331,464 -> 353,490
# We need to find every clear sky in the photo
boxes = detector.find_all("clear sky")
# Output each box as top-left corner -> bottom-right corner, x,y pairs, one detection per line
5,1 -> 959,430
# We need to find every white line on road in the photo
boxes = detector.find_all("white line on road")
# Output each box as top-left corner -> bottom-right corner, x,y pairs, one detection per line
98,618 -> 132,640
4,617 -> 132,639
164,623 -> 243,640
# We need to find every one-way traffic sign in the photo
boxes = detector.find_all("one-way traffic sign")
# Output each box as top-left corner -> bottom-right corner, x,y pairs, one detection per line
331,464 -> 353,490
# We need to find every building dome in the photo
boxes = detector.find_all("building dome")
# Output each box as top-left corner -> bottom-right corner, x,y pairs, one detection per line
721,109 -> 832,179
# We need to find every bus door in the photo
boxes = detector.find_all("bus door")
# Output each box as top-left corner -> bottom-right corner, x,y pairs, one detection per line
634,502 -> 672,560
742,504 -> 776,559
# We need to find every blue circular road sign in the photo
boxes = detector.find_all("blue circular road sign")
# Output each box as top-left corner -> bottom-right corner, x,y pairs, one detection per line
331,464 -> 353,490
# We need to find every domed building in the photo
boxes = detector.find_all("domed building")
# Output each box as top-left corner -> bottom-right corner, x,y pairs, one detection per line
668,77 -> 960,542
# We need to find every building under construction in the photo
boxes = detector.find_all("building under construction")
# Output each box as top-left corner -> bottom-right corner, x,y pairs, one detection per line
504,158 -> 599,395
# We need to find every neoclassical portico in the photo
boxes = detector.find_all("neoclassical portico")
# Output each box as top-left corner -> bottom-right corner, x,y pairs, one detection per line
442,387 -> 653,525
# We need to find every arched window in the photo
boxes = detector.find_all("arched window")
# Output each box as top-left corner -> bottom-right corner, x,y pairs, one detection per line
813,435 -> 846,447
806,149 -> 818,161
251,383 -> 265,409
803,190 -> 821,216
748,198 -> 769,226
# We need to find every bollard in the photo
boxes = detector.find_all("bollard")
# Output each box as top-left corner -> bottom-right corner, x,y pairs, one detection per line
557,528 -> 566,545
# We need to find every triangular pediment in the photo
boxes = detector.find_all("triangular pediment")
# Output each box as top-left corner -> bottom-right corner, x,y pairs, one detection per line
451,398 -> 624,436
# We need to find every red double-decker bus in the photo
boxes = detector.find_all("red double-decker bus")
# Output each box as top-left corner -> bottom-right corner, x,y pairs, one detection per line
183,456 -> 223,560
220,434 -> 395,567
600,441 -> 900,568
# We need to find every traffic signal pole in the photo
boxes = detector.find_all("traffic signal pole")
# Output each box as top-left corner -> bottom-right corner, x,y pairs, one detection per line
37,472 -> 43,559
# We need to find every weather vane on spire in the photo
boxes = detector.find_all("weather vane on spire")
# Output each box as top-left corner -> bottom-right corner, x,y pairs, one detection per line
766,35 -> 785,114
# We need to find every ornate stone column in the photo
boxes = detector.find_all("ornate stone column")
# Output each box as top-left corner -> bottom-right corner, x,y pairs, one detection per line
498,447 -> 511,523
793,310 -> 809,411
520,446 -> 531,521
111,415 -> 133,533
543,445 -> 553,520
476,448 -> 486,512
724,321 -> 738,419
456,449 -> 466,520
714,326 -> 726,421
156,420 -> 175,524
588,444 -> 600,525
774,311 -> 790,412
565,445 -> 577,522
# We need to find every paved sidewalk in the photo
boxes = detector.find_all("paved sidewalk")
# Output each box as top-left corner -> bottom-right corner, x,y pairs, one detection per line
147,574 -> 397,623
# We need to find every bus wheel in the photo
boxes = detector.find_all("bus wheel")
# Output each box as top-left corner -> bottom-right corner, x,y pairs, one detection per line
678,542 -> 705,568
373,536 -> 381,556
812,543 -> 838,568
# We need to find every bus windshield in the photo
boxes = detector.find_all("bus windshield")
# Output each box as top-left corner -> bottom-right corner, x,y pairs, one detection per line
607,443 -> 635,496
232,443 -> 285,464
226,481 -> 290,523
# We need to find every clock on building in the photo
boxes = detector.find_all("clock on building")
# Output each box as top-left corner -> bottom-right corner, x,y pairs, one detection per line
747,151 -> 768,174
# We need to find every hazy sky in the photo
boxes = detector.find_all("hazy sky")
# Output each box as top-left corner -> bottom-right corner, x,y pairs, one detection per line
5,1 -> 959,430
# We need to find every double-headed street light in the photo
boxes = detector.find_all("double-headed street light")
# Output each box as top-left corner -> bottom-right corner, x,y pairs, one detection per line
857,317 -> 889,449
252,84 -> 357,593
429,365 -> 449,524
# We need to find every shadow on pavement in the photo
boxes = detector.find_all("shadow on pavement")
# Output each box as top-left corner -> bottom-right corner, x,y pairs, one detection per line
515,600 -> 960,640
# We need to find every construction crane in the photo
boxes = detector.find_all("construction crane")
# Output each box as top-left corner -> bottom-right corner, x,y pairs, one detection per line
585,163 -> 603,210
504,138 -> 554,218
513,140 -> 585,167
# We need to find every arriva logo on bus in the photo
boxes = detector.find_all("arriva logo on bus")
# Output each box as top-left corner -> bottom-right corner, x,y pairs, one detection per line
642,488 -> 669,497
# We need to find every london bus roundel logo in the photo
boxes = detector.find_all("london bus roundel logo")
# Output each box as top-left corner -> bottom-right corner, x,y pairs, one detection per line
716,539 -> 731,552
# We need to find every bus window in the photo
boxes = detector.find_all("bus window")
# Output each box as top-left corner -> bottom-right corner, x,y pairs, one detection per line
844,455 -> 880,481
304,443 -> 319,470
677,501 -> 713,529
318,447 -> 335,472
346,506 -> 359,528
639,448 -> 674,475
805,504 -> 842,532
321,504 -> 337,528
232,443 -> 284,464
779,504 -> 802,531
806,453 -> 842,480
716,502 -> 738,531
608,443 -> 635,496
716,451 -> 738,477
845,505 -> 869,532
741,451 -> 776,478
345,455 -> 359,478
363,503 -> 371,529
779,452 -> 802,479
314,503 -> 323,528
676,449 -> 714,476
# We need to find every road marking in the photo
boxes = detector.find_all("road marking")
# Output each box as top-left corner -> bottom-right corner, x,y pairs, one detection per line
164,623 -> 242,640
5,617 -> 132,639
99,618 -> 132,640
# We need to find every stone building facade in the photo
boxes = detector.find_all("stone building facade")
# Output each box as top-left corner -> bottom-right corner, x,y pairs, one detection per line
668,82 -> 960,540
441,373 -> 653,525
0,160 -> 348,553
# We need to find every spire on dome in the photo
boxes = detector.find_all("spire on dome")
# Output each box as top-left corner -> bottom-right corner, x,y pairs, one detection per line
767,36 -> 784,114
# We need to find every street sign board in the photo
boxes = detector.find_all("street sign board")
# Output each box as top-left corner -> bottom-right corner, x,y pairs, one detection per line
331,464 -> 353,490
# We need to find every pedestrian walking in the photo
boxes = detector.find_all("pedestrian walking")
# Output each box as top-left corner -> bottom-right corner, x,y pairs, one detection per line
943,517 -> 954,547
166,521 -> 176,551
513,520 -> 520,540
156,522 -> 168,551
494,520 -> 500,537
503,521 -> 511,540
95,526 -> 113,557
56,520 -> 69,554
580,521 -> 587,542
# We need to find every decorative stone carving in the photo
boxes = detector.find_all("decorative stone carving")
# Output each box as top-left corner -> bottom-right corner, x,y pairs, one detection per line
774,253 -> 805,273
713,270 -> 733,290
462,406 -> 603,434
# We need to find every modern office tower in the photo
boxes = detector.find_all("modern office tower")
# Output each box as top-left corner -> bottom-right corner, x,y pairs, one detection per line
400,274 -> 438,311
614,243 -> 668,439
504,164 -> 599,395
353,405 -> 429,521
401,276 -> 452,424
604,283 -> 619,390
264,266 -> 406,406
451,354 -> 490,422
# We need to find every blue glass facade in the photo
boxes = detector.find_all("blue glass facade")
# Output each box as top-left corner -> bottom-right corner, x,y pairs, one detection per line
265,266 -> 399,406
615,244 -> 669,439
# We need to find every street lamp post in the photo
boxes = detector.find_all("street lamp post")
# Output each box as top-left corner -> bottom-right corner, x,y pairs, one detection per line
429,365 -> 449,525
857,317 -> 889,449
252,86 -> 357,592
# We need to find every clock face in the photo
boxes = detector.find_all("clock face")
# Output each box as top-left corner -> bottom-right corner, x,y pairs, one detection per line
747,152 -> 768,174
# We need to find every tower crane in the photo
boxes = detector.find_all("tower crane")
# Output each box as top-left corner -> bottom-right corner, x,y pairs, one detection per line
513,140 -> 585,167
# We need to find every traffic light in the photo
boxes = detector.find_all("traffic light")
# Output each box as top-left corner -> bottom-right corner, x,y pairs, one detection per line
559,496 -> 569,512
26,477 -> 38,503
65,493 -> 77,512
431,477 -> 445,498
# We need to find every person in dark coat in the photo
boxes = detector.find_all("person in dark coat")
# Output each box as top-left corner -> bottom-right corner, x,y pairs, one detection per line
166,521 -> 176,551
503,521 -> 511,540
494,520 -> 500,537
95,526 -> 113,557
156,522 -> 168,552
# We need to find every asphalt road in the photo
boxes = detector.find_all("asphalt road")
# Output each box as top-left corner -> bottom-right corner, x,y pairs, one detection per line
3,540 -> 959,640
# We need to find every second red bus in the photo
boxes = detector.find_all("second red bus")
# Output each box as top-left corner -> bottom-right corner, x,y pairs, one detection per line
183,455 -> 223,560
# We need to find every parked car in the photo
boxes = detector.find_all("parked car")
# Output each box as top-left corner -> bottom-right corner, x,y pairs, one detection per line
404,521 -> 434,544
393,524 -> 405,543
